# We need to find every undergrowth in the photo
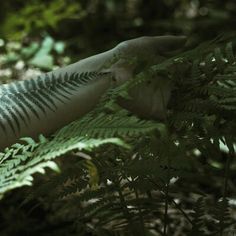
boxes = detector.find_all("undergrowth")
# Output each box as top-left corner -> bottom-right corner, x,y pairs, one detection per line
0,39 -> 235,236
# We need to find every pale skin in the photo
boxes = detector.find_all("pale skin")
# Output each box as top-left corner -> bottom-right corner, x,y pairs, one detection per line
0,36 -> 186,150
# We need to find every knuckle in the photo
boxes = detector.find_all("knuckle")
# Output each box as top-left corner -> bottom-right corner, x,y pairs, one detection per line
116,41 -> 129,52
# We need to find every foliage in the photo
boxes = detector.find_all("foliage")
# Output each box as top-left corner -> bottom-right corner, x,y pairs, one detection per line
0,0 -> 83,40
0,34 -> 69,88
1,0 -> 236,56
0,38 -> 235,235
0,1 -> 236,235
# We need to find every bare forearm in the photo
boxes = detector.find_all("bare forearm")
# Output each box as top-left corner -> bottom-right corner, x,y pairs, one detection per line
0,46 -> 121,149
0,35 -> 186,150
49,45 -> 120,76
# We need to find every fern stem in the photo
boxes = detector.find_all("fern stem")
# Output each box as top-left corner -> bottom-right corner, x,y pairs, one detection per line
163,155 -> 170,236
222,153 -> 231,200
159,78 -> 170,235
170,197 -> 193,225
114,178 -> 135,235
147,177 -> 193,226
131,177 -> 146,235
163,179 -> 169,235
220,152 -> 231,236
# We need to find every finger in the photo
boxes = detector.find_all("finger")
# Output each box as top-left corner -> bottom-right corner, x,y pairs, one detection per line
150,35 -> 187,53
117,35 -> 186,59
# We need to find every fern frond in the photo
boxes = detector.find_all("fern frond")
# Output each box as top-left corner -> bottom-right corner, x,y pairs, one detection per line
0,71 -> 110,135
212,198 -> 232,233
0,136 -> 56,197
189,197 -> 206,236
55,110 -> 161,140
0,105 -> 162,197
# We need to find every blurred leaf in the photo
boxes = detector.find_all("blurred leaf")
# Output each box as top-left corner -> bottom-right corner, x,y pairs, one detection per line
54,41 -> 65,54
36,36 -> 54,55
29,36 -> 54,69
21,42 -> 39,58
29,54 -> 54,69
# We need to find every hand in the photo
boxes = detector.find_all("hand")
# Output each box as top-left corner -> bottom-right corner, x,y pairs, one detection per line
0,35 -> 186,150
115,35 -> 186,59
111,36 -> 187,120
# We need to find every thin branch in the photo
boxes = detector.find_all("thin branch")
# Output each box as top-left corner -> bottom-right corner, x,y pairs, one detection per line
220,151 -> 232,236
163,156 -> 170,236
147,177 -> 193,226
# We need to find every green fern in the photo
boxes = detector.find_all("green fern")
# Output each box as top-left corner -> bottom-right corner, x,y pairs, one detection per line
212,198 -> 233,235
189,197 -> 206,236
0,107 -> 163,197
0,39 -> 235,236
0,71 -> 110,135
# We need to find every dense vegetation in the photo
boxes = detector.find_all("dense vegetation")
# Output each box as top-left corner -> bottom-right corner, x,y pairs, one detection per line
0,1 -> 235,235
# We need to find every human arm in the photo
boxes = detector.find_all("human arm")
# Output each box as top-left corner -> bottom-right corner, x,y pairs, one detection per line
0,36 -> 186,150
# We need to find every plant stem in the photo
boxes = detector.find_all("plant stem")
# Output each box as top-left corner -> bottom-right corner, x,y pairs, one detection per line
220,152 -> 231,236
132,178 -> 146,235
163,156 -> 170,236
170,197 -> 193,225
114,178 -> 135,236
222,153 -> 231,201
147,177 -> 193,226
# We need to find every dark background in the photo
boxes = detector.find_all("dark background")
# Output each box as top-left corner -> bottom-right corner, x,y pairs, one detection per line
1,0 -> 236,58
0,1 -> 235,236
